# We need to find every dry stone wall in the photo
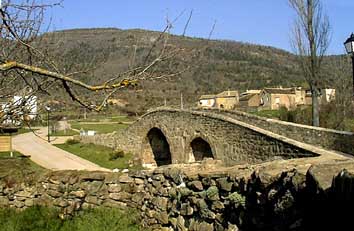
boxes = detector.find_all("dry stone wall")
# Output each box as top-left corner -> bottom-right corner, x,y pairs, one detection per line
1,161 -> 354,230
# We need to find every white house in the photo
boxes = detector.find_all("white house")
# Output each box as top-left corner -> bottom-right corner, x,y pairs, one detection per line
321,88 -> 336,103
198,95 -> 216,108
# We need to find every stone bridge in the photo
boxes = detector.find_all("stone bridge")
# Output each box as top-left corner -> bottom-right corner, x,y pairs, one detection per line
79,108 -> 353,168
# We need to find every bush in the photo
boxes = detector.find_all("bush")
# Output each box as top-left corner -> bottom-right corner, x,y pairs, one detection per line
65,139 -> 80,145
109,150 -> 125,161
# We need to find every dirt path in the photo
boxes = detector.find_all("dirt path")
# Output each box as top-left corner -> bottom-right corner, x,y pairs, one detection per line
13,127 -> 110,172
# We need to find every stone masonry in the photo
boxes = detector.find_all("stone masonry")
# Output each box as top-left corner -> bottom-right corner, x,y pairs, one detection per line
78,108 -> 352,168
1,159 -> 354,230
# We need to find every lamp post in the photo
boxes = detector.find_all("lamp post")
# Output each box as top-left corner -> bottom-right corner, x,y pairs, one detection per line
344,33 -> 354,97
45,106 -> 51,143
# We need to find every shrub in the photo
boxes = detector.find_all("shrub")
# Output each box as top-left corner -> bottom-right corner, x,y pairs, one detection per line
109,150 -> 125,161
65,139 -> 80,145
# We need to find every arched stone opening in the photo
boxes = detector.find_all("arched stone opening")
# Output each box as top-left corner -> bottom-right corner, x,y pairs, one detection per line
147,128 -> 172,166
191,137 -> 213,161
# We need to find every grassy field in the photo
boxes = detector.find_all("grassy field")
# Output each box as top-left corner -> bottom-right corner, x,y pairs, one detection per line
50,129 -> 79,136
70,122 -> 128,134
75,115 -> 134,123
55,141 -> 137,170
0,151 -> 46,184
0,206 -> 141,231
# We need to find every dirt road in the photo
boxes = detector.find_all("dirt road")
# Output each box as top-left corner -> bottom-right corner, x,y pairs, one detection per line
13,127 -> 109,171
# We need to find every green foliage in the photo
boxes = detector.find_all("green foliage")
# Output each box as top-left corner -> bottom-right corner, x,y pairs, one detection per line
228,192 -> 246,208
0,206 -> 141,231
65,139 -> 80,145
61,207 -> 140,231
109,150 -> 125,161
50,130 -> 79,136
70,122 -> 128,134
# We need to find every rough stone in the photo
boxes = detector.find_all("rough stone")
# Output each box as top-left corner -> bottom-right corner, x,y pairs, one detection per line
85,196 -> 101,205
176,215 -> 187,231
151,197 -> 168,210
24,199 -> 34,207
79,172 -> 106,181
53,198 -> 68,207
70,190 -> 86,198
0,196 -> 8,206
216,177 -> 233,191
188,181 -> 204,191
211,201 -> 225,211
15,190 -> 33,198
108,184 -> 122,193
180,202 -> 194,216
154,211 -> 169,224
102,199 -> 127,209
119,174 -> 134,183
109,192 -> 131,201
47,190 -> 63,198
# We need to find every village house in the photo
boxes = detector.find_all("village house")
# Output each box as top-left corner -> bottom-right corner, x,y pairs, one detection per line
260,87 -> 306,110
239,90 -> 262,109
321,88 -> 336,103
215,90 -> 239,109
304,88 -> 336,106
198,95 -> 216,108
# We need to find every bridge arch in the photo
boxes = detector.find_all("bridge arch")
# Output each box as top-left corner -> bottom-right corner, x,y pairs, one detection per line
189,136 -> 214,162
144,127 -> 172,166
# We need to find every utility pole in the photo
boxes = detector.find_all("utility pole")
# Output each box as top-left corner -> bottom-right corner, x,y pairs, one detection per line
164,97 -> 167,107
180,92 -> 184,109
45,106 -> 51,143
84,108 -> 87,120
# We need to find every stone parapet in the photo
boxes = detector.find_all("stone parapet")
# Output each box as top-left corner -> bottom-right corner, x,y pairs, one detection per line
1,160 -> 354,230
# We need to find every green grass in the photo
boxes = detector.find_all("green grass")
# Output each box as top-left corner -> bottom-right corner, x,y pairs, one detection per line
250,110 -> 281,119
0,206 -> 141,231
109,115 -> 134,123
75,115 -> 133,123
0,151 -> 46,185
70,122 -> 128,134
54,142 -> 136,170
50,129 -> 79,136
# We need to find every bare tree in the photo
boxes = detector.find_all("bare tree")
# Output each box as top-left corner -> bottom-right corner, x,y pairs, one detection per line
0,0 -> 182,126
289,0 -> 331,126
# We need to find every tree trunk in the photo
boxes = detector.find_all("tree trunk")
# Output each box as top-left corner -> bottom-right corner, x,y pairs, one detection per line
312,88 -> 320,127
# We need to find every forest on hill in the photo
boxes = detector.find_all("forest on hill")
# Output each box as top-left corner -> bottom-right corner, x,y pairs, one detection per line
37,28 -> 350,114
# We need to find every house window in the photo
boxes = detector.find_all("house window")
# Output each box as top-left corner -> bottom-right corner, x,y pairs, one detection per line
275,97 -> 280,104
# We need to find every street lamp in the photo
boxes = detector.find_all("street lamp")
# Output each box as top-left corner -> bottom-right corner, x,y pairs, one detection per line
45,106 -> 51,143
344,33 -> 354,97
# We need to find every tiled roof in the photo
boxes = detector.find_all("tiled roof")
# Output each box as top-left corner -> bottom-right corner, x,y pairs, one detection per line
199,94 -> 216,100
239,93 -> 257,101
263,88 -> 295,94
216,90 -> 238,98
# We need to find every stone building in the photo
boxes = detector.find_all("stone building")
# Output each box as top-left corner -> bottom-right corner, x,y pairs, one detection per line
215,90 -> 239,109
239,92 -> 261,109
198,95 -> 216,108
260,87 -> 298,110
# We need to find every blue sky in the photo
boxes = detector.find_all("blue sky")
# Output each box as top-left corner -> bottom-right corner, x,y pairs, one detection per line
46,0 -> 354,54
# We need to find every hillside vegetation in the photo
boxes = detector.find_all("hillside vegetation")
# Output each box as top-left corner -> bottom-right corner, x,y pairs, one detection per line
38,28 -> 348,114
